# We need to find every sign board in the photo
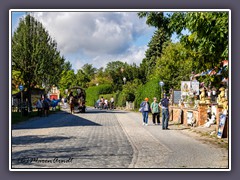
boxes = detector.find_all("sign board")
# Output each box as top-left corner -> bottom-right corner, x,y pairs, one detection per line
187,111 -> 193,125
181,81 -> 191,96
173,90 -> 181,104
191,80 -> 199,95
19,85 -> 24,91
181,81 -> 199,96
217,114 -> 227,138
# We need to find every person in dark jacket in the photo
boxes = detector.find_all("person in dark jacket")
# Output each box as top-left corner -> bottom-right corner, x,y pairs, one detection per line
140,97 -> 151,126
160,94 -> 170,130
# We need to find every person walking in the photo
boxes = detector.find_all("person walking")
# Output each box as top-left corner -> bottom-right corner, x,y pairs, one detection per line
100,96 -> 105,110
36,97 -> 43,117
160,94 -> 170,130
104,99 -> 108,109
43,95 -> 50,117
69,93 -> 74,114
110,96 -> 114,110
151,97 -> 161,125
140,97 -> 151,126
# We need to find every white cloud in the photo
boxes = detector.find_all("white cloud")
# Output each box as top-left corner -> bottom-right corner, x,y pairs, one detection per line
90,45 -> 148,68
30,11 -> 153,69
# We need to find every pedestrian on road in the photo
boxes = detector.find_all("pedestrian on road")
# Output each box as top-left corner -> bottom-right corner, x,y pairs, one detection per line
36,97 -> 43,117
43,95 -> 50,117
110,96 -> 114,110
140,97 -> 151,126
69,96 -> 74,114
160,94 -> 169,130
100,96 -> 105,110
104,99 -> 109,109
150,97 -> 161,125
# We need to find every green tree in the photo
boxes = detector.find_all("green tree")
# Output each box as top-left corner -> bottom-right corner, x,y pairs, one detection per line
62,61 -> 72,71
121,78 -> 142,102
138,12 -> 170,33
169,12 -> 229,72
139,11 -> 229,87
12,70 -> 24,94
140,28 -> 170,80
12,14 -> 65,110
88,67 -> 113,87
81,63 -> 97,80
58,70 -> 76,95
154,41 -> 194,90
105,61 -> 126,91
75,69 -> 90,88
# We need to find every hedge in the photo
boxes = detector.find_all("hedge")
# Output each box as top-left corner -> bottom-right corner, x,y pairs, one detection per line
85,84 -> 113,106
134,78 -> 162,108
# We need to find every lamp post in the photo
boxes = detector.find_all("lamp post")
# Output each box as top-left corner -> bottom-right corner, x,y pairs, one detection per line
19,84 -> 24,116
123,77 -> 126,84
159,81 -> 164,98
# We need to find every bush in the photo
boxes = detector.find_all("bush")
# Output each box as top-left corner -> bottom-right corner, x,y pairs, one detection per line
116,92 -> 126,107
86,84 -> 113,106
134,78 -> 162,108
98,91 -> 127,107
126,92 -> 135,102
98,93 -> 115,101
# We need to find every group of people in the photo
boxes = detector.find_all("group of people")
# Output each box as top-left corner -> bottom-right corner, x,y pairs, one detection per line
95,96 -> 115,110
36,95 -> 60,117
68,91 -> 86,114
140,94 -> 170,130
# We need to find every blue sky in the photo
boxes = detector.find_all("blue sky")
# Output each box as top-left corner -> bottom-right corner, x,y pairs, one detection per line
11,11 -> 183,72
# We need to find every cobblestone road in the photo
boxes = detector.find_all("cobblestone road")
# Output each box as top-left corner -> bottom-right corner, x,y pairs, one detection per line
11,107 -> 228,169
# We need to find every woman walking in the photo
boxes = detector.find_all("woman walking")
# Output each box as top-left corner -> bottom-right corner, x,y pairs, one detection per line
150,97 -> 161,125
140,97 -> 151,126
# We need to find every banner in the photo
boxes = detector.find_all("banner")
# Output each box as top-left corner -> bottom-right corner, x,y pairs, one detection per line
191,80 -> 199,95
181,81 -> 191,96
181,81 -> 199,96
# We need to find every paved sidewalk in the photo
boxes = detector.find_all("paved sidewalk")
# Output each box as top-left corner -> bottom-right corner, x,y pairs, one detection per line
116,113 -> 171,168
115,111 -> 228,168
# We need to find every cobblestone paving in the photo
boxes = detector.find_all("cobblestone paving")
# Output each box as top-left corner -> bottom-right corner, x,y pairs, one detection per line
12,109 -> 133,169
11,107 -> 229,169
116,113 -> 171,168
116,112 -> 228,169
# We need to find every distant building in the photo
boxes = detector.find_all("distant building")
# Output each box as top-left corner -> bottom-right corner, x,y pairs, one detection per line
12,88 -> 45,111
49,85 -> 60,100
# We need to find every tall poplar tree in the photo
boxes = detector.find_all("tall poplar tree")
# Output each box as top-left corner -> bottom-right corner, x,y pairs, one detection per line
12,14 -> 65,110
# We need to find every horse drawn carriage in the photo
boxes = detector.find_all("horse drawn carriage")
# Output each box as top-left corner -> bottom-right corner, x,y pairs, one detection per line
68,86 -> 86,113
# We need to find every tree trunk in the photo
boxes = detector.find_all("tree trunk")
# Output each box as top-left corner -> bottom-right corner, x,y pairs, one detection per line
27,88 -> 32,112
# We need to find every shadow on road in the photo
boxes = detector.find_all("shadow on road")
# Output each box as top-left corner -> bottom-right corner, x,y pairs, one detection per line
12,110 -> 102,130
11,146 -> 90,167
12,135 -> 73,145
